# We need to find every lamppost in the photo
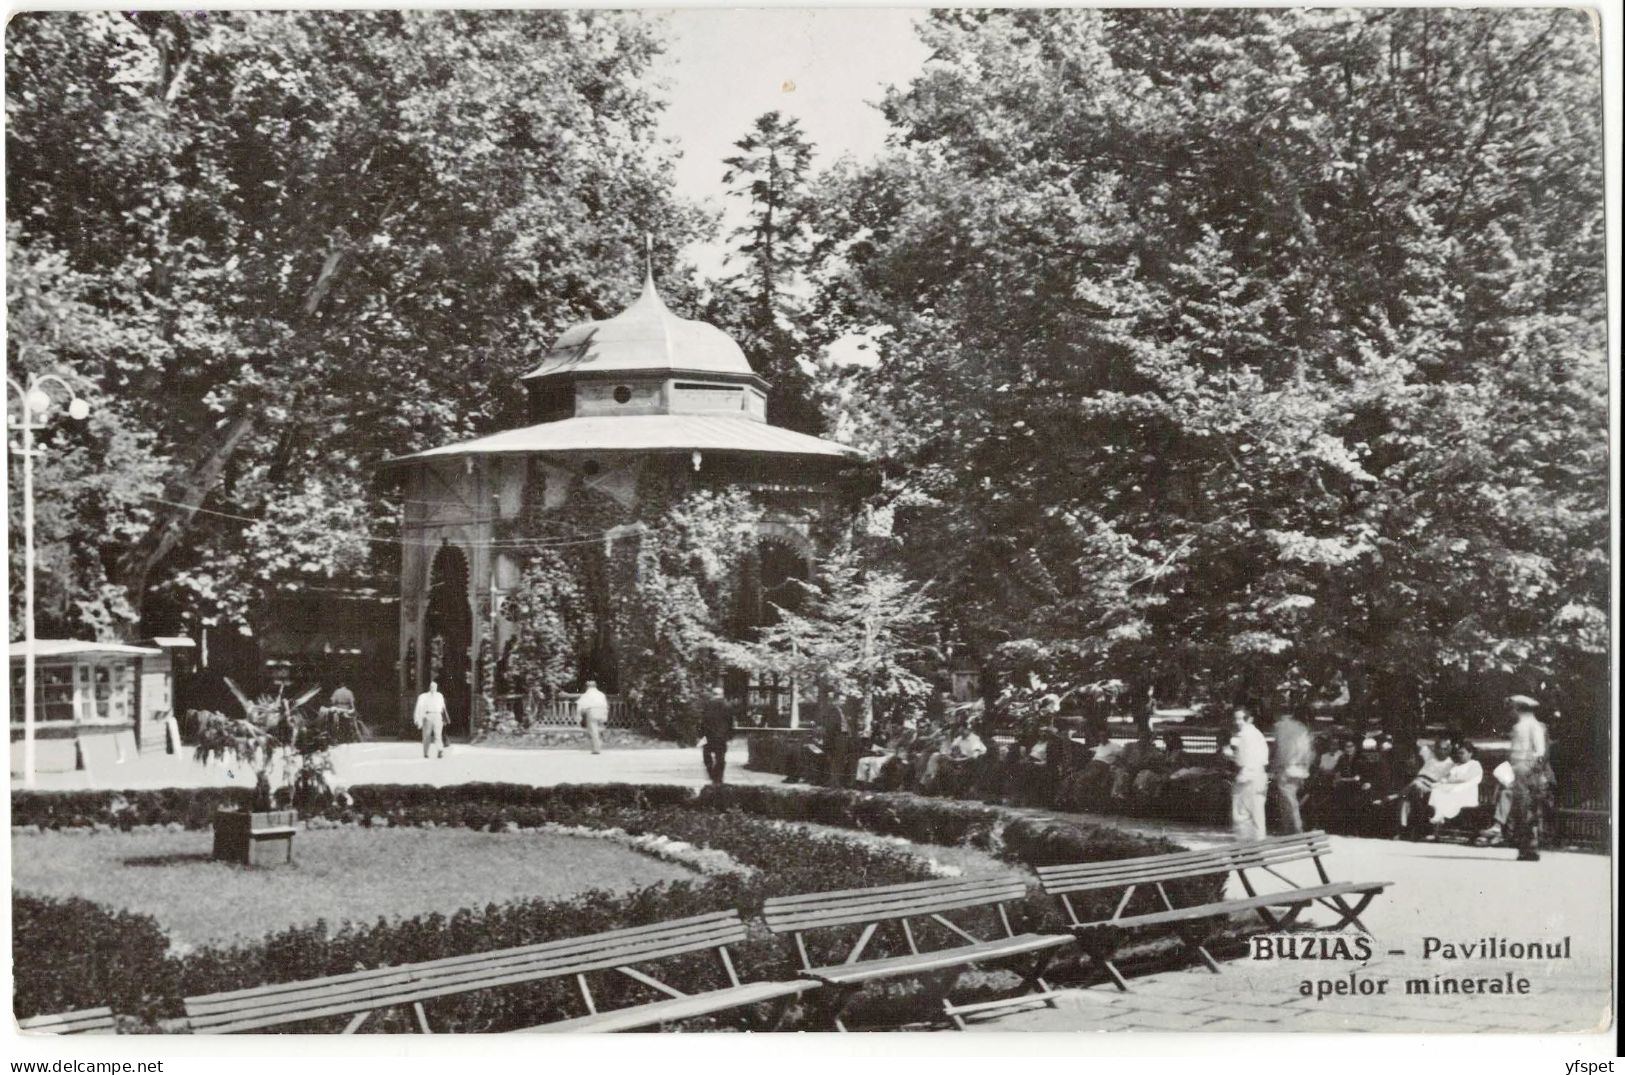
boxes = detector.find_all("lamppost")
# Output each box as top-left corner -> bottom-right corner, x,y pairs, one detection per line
6,369 -> 91,788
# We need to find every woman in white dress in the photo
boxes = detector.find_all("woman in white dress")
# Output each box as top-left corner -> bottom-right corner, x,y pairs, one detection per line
1428,741 -> 1484,829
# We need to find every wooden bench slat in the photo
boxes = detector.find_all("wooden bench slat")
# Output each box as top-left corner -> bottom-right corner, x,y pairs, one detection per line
1036,832 -> 1333,878
19,1007 -> 116,1034
189,931 -> 742,1033
1040,855 -> 1316,893
763,891 -> 1028,933
186,928 -> 743,1027
762,879 -> 1029,918
763,884 -> 1029,932
515,979 -> 818,1033
1073,881 -> 1392,931
1037,847 -> 1325,884
799,933 -> 1072,986
762,874 -> 1021,908
1037,836 -> 1332,892
186,912 -> 744,1010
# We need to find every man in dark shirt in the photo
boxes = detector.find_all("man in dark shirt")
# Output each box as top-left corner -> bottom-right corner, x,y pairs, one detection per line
699,683 -> 734,785
818,689 -> 854,788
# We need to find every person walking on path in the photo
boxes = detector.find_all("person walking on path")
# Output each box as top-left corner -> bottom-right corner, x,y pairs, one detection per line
1505,694 -> 1552,862
577,679 -> 609,755
1223,704 -> 1270,840
1269,708 -> 1315,834
413,681 -> 448,759
815,688 -> 853,788
699,683 -> 734,785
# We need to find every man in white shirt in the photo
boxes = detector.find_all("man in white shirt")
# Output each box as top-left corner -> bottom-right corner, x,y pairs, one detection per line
1505,695 -> 1550,861
577,679 -> 609,755
1223,705 -> 1270,841
413,681 -> 447,759
949,724 -> 988,761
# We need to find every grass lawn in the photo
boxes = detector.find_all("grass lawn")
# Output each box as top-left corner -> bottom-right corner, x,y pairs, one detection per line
12,827 -> 698,948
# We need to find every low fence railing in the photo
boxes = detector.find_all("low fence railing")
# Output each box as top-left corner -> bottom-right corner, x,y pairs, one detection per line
488,694 -> 637,729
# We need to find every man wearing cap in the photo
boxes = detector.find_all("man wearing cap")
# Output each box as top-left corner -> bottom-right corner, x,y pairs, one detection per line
1503,695 -> 1551,861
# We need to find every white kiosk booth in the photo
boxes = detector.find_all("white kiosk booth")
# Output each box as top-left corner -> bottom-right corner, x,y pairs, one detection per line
8,639 -> 190,776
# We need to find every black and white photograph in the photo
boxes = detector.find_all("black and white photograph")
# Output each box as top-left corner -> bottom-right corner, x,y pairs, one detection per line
3,3 -> 1616,1058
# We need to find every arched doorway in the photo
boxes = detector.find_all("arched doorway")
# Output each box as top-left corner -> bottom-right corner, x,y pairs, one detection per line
743,536 -> 812,724
425,543 -> 472,741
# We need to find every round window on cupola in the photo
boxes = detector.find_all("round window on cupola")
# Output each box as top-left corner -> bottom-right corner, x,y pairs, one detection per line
613,385 -> 632,404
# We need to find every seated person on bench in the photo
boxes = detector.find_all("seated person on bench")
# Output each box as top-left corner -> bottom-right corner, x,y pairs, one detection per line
1426,740 -> 1484,834
1395,736 -> 1455,838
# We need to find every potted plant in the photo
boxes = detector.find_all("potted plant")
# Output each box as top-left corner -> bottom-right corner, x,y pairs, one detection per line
191,681 -> 334,866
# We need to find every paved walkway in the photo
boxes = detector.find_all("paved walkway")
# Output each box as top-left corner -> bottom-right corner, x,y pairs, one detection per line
12,742 -> 786,792
13,747 -> 1612,1034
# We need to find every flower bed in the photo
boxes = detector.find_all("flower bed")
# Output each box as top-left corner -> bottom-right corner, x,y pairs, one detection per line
12,782 -> 1224,1031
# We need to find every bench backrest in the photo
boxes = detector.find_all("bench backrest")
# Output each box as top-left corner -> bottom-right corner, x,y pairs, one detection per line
184,909 -> 747,1030
1036,831 -> 1333,896
761,875 -> 1029,935
18,1007 -> 116,1035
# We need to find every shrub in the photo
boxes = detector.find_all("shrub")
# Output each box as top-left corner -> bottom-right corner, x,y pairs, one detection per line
691,784 -> 1006,848
12,894 -> 177,1021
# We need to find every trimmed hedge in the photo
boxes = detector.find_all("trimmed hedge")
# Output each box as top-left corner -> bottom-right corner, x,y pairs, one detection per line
692,784 -> 1009,848
11,782 -> 1219,1031
13,895 -> 176,1022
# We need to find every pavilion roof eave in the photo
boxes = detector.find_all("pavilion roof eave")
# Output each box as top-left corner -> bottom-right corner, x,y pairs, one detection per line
379,414 -> 863,470
519,365 -> 771,391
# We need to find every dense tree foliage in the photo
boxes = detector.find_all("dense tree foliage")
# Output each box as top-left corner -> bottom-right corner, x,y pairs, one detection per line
717,539 -> 939,734
812,9 -> 1606,734
499,480 -> 760,742
6,10 -> 703,638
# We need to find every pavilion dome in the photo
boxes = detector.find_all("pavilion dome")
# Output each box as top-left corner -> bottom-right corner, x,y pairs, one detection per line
521,274 -> 755,382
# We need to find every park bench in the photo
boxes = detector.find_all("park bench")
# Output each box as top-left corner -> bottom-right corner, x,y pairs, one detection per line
761,875 -> 1073,1031
18,1006 -> 116,1034
185,910 -> 813,1034
1037,830 -> 1391,990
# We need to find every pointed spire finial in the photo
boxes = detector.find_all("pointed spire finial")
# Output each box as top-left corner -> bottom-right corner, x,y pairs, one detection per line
644,232 -> 654,282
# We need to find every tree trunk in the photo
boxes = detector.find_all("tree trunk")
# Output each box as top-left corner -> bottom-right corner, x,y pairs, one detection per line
117,410 -> 258,623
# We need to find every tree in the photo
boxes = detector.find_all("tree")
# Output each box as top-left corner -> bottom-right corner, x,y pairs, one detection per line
809,9 -> 1606,732
718,540 -> 938,735
721,111 -> 815,327
6,229 -> 169,640
706,111 -> 825,433
6,10 -> 706,638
